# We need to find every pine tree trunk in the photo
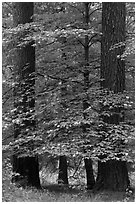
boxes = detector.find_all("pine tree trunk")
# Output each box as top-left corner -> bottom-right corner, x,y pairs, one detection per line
12,3 -> 41,188
83,3 -> 95,190
94,3 -> 129,191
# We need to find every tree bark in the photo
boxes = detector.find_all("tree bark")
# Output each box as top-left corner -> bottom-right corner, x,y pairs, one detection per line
94,2 -> 129,192
58,156 -> 68,184
58,36 -> 69,185
100,2 -> 125,93
84,158 -> 95,189
12,3 -> 41,188
95,160 -> 130,191
83,3 -> 95,190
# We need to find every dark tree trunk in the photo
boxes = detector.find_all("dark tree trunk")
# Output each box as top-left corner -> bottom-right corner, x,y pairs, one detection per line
84,158 -> 95,189
58,156 -> 68,184
100,2 -> 126,92
58,36 -> 68,185
12,3 -> 41,188
83,3 -> 95,190
12,156 -> 40,187
94,3 -> 129,192
95,160 -> 130,191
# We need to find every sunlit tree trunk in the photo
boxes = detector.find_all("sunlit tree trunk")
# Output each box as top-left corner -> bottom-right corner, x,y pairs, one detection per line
12,2 -> 41,188
94,2 -> 130,191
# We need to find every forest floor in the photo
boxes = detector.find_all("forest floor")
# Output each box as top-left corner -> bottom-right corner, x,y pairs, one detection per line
2,152 -> 135,202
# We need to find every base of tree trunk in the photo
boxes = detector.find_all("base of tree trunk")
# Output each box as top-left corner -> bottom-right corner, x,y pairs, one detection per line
94,160 -> 130,191
84,158 -> 95,190
58,155 -> 68,185
12,155 -> 41,188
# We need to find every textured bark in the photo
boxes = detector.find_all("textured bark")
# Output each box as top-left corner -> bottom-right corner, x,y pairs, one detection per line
58,156 -> 68,184
83,3 -> 95,190
94,3 -> 129,192
12,3 -> 41,188
100,3 -> 125,92
95,160 -> 130,191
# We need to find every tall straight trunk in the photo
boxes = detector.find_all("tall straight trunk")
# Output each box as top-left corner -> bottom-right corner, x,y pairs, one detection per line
84,158 -> 95,189
83,3 -> 95,190
94,2 -> 129,191
12,3 -> 41,188
58,155 -> 68,184
58,37 -> 68,185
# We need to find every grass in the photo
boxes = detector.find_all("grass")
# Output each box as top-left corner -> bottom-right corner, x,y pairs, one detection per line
2,153 -> 135,202
3,181 -> 134,202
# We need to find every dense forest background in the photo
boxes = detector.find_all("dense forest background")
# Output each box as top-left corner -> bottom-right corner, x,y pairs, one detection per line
2,2 -> 135,202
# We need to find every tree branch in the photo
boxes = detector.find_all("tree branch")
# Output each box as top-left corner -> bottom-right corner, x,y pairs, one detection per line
89,38 -> 101,47
3,87 -> 13,97
88,33 -> 98,43
3,97 -> 11,105
77,38 -> 85,47
70,157 -> 82,178
89,7 -> 102,17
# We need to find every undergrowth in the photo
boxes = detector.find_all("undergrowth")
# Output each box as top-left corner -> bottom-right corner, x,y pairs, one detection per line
2,153 -> 135,202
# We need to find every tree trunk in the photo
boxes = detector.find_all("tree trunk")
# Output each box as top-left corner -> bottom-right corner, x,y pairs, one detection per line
84,158 -> 95,189
12,3 -> 41,188
95,160 -> 130,191
94,3 -> 129,191
12,156 -> 40,187
83,3 -> 95,190
58,156 -> 68,184
58,36 -> 69,185
100,2 -> 126,92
